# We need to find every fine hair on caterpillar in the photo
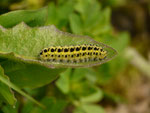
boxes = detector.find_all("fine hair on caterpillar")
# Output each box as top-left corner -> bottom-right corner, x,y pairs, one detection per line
39,44 -> 107,63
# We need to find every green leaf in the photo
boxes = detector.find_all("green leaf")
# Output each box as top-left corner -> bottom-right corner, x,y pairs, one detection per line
89,7 -> 112,36
70,68 -> 87,82
71,81 -> 97,98
30,97 -> 67,113
74,0 -> 112,36
57,68 -> 103,103
57,1 -> 74,20
0,7 -> 47,28
99,32 -> 130,53
22,102 -> 34,113
80,87 -> 103,103
0,59 -> 64,88
2,102 -> 19,113
74,104 -> 105,113
0,66 -> 44,108
46,1 -> 74,29
75,0 -> 101,20
0,66 -> 16,105
81,104 -> 105,113
73,107 -> 85,113
70,69 -> 102,101
69,13 -> 83,34
56,68 -> 71,94
0,22 -> 117,68
45,3 -> 58,26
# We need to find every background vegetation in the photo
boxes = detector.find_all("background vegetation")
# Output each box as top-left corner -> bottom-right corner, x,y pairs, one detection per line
0,0 -> 150,113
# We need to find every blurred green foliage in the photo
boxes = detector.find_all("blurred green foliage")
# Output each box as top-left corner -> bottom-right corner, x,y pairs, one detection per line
0,0 -> 131,113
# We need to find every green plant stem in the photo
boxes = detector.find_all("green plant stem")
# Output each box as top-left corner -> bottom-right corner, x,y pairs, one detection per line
0,75 -> 45,108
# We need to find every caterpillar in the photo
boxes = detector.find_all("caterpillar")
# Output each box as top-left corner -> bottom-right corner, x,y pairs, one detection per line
39,44 -> 107,64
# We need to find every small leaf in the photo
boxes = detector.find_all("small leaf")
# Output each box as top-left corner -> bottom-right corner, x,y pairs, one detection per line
71,68 -> 87,82
69,13 -> 83,34
0,7 -> 47,28
22,102 -> 34,113
46,1 -> 74,29
45,3 -> 58,25
2,102 -> 19,113
71,81 -> 97,97
90,8 -> 112,36
56,68 -> 71,94
30,97 -> 67,113
80,87 -> 103,103
81,104 -> 105,113
73,107 -> 84,113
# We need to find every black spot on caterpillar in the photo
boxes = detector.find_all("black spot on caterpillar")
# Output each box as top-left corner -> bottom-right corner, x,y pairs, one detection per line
39,44 -> 107,64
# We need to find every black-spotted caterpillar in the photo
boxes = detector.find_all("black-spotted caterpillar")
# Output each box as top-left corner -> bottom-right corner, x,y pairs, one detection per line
39,44 -> 107,63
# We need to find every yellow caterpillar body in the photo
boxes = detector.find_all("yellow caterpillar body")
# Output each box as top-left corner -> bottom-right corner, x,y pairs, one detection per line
39,44 -> 107,63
